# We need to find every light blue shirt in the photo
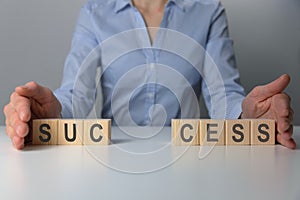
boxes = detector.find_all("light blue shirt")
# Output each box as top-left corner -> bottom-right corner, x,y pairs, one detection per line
54,0 -> 245,126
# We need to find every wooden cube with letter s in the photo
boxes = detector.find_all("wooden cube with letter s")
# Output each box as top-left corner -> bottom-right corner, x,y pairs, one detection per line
250,119 -> 275,145
32,119 -> 58,145
226,120 -> 250,145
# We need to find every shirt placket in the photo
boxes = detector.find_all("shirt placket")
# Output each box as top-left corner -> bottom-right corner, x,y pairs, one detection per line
131,4 -> 171,125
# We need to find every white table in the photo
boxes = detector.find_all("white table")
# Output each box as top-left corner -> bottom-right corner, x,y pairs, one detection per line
1,126 -> 300,200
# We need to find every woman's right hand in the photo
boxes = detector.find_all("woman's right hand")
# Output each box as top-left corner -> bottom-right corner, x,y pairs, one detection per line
3,81 -> 62,150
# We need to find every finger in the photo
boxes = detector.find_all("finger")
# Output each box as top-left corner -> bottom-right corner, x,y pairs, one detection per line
6,124 -> 16,139
273,93 -> 291,118
289,108 -> 294,121
276,106 -> 294,140
15,81 -> 53,105
12,136 -> 25,150
3,103 -> 14,118
278,124 -> 293,141
277,133 -> 296,149
7,109 -> 29,138
10,92 -> 31,122
6,125 -> 24,144
277,117 -> 292,134
251,74 -> 290,101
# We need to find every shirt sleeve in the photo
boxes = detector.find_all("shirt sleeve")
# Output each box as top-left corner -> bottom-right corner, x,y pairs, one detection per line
53,3 -> 100,118
201,2 -> 245,119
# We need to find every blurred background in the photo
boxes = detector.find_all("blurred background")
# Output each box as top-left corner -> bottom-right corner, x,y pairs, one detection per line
0,0 -> 299,125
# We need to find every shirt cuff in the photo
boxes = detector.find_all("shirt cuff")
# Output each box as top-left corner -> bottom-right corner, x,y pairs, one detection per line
226,97 -> 244,119
53,91 -> 73,118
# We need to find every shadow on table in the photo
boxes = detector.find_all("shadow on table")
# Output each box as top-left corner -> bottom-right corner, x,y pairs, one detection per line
110,139 -> 133,144
292,133 -> 300,150
23,145 -> 55,151
21,139 -> 134,150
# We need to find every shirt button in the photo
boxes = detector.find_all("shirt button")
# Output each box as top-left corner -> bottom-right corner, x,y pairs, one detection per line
149,63 -> 155,70
148,93 -> 154,98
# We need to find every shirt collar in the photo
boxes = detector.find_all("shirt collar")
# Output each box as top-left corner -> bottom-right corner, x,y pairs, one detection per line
114,0 -> 132,13
114,0 -> 187,13
168,0 -> 186,11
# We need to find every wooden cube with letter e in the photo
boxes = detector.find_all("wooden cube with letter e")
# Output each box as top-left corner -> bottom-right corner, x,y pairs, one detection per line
200,120 -> 225,145
172,119 -> 199,145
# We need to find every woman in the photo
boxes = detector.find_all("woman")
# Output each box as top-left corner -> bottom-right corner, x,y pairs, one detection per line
3,0 -> 295,149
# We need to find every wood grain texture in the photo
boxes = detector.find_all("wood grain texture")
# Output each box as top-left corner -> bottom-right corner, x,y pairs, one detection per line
58,119 -> 83,145
199,120 -> 225,146
172,119 -> 199,145
32,119 -> 58,145
225,120 -> 250,145
250,119 -> 275,145
83,119 -> 111,145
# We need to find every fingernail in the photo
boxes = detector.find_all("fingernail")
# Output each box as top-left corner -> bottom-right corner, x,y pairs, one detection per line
16,125 -> 23,137
282,132 -> 291,140
16,86 -> 28,92
12,136 -> 23,149
20,112 -> 27,121
19,85 -> 29,90
12,136 -> 18,145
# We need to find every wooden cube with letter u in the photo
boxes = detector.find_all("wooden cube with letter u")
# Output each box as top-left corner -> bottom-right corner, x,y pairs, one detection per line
58,119 -> 83,145
172,119 -> 199,145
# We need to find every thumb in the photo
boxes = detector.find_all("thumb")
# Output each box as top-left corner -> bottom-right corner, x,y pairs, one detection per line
251,74 -> 290,101
15,81 -> 54,104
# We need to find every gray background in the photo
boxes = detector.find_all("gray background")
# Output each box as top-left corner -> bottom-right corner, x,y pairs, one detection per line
0,0 -> 299,125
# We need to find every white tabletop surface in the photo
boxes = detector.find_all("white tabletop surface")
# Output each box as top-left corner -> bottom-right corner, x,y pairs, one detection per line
1,125 -> 300,200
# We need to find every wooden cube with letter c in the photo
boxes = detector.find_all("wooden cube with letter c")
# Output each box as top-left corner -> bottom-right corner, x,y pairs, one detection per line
32,119 -> 58,145
83,119 -> 111,145
172,119 -> 199,145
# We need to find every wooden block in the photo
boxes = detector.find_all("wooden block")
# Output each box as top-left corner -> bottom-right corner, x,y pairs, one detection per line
83,119 -> 111,145
32,119 -> 58,145
225,120 -> 250,145
172,119 -> 199,145
58,119 -> 83,145
199,120 -> 225,145
251,119 -> 275,145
